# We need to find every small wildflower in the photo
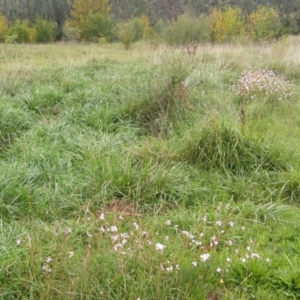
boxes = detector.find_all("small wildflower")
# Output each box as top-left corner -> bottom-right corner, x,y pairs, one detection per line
109,226 -> 118,233
226,258 -> 231,263
99,226 -> 105,233
41,265 -> 52,273
192,261 -> 198,267
226,240 -> 233,246
240,258 -> 246,263
87,232 -> 92,238
155,243 -> 165,251
99,213 -> 105,220
118,215 -> 124,220
165,220 -> 171,226
65,227 -> 72,235
45,256 -> 52,263
266,258 -> 270,263
68,251 -> 74,258
16,239 -> 22,246
200,253 -> 210,262
166,266 -> 173,272
241,226 -> 245,230
132,222 -> 139,230
220,278 -> 224,284
228,221 -> 234,227
215,220 -> 222,227
216,267 -> 221,273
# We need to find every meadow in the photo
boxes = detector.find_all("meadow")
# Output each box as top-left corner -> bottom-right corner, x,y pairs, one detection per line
1,39 -> 300,299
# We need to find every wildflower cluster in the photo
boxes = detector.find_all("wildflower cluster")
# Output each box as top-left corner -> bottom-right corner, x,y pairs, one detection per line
237,69 -> 293,102
14,203 -> 271,291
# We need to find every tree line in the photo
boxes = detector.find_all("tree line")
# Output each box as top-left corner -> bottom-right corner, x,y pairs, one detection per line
0,0 -> 299,45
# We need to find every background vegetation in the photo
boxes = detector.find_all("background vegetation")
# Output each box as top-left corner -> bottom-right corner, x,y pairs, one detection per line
0,0 -> 299,46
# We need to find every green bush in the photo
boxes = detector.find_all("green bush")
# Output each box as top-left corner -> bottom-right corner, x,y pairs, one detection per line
164,14 -> 212,45
8,19 -> 32,43
116,20 -> 136,49
132,17 -> 144,42
211,6 -> 245,43
62,22 -> 80,41
0,12 -> 8,42
81,13 -> 113,42
34,18 -> 56,43
247,6 -> 283,42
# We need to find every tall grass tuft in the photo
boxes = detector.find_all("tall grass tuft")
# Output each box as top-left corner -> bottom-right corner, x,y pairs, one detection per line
180,120 -> 287,174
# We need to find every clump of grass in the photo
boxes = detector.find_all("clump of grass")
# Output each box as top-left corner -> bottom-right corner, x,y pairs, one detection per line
126,52 -> 195,137
180,120 -> 286,174
0,101 -> 32,151
237,69 -> 293,103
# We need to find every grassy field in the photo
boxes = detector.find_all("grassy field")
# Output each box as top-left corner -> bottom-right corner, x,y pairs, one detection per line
1,38 -> 300,299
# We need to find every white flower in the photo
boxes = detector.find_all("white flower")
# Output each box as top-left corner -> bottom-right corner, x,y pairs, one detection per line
155,243 -> 165,251
215,221 -> 222,227
45,256 -> 52,263
99,213 -> 105,220
200,253 -> 210,262
226,258 -> 231,263
132,222 -> 139,230
192,261 -> 198,267
68,251 -> 74,258
16,239 -> 22,246
65,227 -> 72,235
228,221 -> 234,227
109,226 -> 118,233
165,220 -> 171,226
226,240 -> 233,246
216,267 -> 221,273
266,258 -> 270,263
99,226 -> 105,233
87,232 -> 92,238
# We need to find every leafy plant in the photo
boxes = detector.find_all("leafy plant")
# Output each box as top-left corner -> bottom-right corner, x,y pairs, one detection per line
81,13 -> 113,42
8,19 -> 32,43
33,18 -> 56,43
211,6 -> 245,43
0,12 -> 8,42
247,6 -> 283,42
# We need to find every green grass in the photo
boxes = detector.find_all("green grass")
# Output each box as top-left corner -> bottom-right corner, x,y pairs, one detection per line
1,38 -> 300,299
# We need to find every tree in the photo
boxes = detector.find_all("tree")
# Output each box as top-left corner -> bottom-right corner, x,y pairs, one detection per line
211,6 -> 245,43
81,13 -> 113,41
0,12 -> 8,42
247,6 -> 283,42
69,0 -> 111,33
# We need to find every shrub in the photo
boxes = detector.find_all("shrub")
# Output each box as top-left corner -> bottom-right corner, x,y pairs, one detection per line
81,13 -> 113,42
116,20 -> 136,49
33,18 -> 56,43
247,6 -> 283,42
8,19 -> 31,43
237,69 -> 293,102
0,12 -> 8,42
211,6 -> 245,43
164,13 -> 212,45
62,22 -> 80,42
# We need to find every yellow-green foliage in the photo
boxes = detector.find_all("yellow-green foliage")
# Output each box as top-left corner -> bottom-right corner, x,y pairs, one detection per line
69,0 -> 111,33
8,19 -> 32,43
211,6 -> 244,43
140,14 -> 150,38
247,6 -> 282,42
0,13 -> 8,42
